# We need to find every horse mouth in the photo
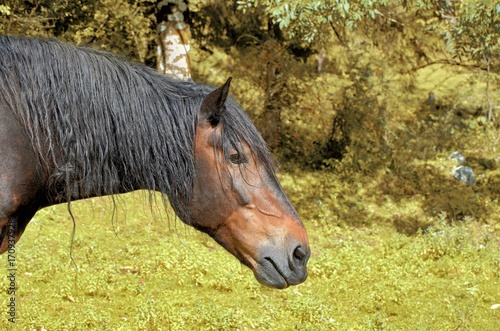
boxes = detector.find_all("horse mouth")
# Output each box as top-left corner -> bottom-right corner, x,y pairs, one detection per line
223,246 -> 306,289
253,257 -> 307,289
206,227 -> 309,289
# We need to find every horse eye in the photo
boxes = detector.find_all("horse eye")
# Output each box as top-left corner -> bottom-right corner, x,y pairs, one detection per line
229,153 -> 246,164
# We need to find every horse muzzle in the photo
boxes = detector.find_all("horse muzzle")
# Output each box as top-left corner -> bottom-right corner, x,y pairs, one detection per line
253,242 -> 310,289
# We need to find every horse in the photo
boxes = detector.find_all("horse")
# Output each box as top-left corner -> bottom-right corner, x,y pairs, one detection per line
0,36 -> 309,289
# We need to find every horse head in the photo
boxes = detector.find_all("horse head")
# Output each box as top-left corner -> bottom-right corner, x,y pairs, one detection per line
188,79 -> 310,289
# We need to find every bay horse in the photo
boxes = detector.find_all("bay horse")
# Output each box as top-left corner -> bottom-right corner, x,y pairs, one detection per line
0,36 -> 309,289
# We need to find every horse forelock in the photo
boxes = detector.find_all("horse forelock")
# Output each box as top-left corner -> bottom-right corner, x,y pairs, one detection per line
218,97 -> 277,175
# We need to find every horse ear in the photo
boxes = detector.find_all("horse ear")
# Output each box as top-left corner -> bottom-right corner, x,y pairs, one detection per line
200,77 -> 232,126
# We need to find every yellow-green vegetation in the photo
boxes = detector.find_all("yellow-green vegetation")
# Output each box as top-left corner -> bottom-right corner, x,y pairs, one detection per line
0,177 -> 499,330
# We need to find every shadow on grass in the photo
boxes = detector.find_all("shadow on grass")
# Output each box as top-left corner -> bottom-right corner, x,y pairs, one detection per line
281,156 -> 499,236
379,163 -> 491,235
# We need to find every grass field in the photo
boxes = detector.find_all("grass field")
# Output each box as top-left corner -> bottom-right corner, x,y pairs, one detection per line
1,171 -> 499,330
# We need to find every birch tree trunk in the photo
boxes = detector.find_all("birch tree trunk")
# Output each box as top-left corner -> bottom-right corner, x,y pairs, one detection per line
156,0 -> 191,80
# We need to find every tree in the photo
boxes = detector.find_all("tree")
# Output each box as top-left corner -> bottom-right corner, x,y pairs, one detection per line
236,0 -> 499,71
233,0 -> 499,166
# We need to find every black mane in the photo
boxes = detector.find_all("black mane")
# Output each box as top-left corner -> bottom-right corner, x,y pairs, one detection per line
0,36 -> 275,222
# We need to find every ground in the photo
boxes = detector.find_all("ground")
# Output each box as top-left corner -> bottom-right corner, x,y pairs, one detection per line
0,172 -> 498,330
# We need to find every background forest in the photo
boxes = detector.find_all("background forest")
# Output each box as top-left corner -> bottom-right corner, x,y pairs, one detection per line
0,0 -> 499,330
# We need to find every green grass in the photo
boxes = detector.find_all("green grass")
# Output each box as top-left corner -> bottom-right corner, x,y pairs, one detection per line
1,172 -> 499,330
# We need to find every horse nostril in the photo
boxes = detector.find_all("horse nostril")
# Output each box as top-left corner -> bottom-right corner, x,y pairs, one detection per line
292,245 -> 308,265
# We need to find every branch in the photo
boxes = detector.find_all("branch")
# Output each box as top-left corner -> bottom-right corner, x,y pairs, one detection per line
329,21 -> 348,48
406,59 -> 489,73
483,54 -> 493,122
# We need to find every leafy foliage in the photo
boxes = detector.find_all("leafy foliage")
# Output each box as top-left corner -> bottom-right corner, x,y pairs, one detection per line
237,0 -> 499,69
240,0 -> 391,45
0,0 -> 156,62
419,0 -> 500,66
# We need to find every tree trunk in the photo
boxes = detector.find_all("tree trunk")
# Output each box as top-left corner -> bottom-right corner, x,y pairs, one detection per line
261,61 -> 283,150
156,1 -> 191,80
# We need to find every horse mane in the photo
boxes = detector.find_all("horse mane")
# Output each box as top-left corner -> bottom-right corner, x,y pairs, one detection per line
0,36 -> 275,222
